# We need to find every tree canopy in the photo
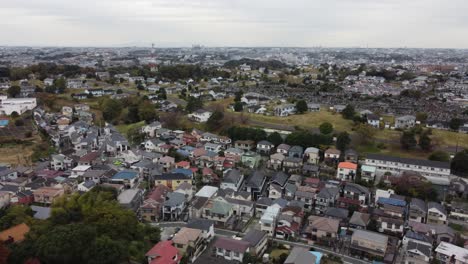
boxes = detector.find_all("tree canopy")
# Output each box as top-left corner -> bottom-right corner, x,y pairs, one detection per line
267,132 -> 283,146
295,100 -> 308,114
341,105 -> 355,120
400,131 -> 417,150
7,186 -> 160,264
206,111 -> 224,131
7,86 -> 21,98
336,132 -> 351,152
319,122 -> 333,135
451,150 -> 468,177
428,150 -> 450,162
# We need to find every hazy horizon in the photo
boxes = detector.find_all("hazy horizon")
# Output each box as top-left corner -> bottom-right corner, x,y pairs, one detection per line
1,0 -> 468,49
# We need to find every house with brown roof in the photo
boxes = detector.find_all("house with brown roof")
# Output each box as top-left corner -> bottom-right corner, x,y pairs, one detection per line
234,140 -> 255,151
78,151 -> 101,166
0,223 -> 30,243
140,184 -> 171,222
33,186 -> 64,205
324,148 -> 341,162
214,236 -> 250,262
172,227 -> 206,262
303,216 -> 340,246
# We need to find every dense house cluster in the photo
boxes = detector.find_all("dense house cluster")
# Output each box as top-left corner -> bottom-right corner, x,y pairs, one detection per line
0,102 -> 466,264
2,47 -> 468,263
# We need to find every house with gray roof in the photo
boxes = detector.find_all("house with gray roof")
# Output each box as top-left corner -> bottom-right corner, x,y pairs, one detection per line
288,145 -> 304,158
242,229 -> 268,256
427,202 -> 447,225
284,247 -> 317,264
163,192 -> 187,221
409,198 -> 427,223
395,115 -> 416,129
256,140 -> 274,155
244,170 -> 267,201
221,168 -> 244,192
364,153 -> 451,184
315,187 -> 340,214
350,230 -> 389,259
349,211 -> 371,229
118,189 -> 143,212
187,218 -> 215,242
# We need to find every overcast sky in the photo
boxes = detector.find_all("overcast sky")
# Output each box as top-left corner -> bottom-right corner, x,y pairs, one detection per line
1,0 -> 467,48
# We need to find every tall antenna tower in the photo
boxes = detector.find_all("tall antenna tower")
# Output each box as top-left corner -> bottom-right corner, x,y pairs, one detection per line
149,43 -> 158,72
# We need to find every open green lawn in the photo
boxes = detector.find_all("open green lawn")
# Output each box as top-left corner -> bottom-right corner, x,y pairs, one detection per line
270,249 -> 289,260
432,130 -> 468,149
116,121 -> 145,136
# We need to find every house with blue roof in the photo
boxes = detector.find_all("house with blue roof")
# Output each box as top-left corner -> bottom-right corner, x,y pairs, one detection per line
172,168 -> 194,178
111,170 -> 139,188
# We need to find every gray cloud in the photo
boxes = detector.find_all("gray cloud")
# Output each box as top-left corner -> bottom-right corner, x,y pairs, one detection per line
0,0 -> 467,48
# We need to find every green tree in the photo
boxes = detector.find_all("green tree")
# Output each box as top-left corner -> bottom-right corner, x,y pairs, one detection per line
267,132 -> 283,146
319,122 -> 333,134
158,88 -> 167,100
127,126 -> 145,145
234,101 -> 243,112
295,100 -> 308,114
185,96 -> 203,112
449,118 -> 462,131
54,78 -> 66,93
341,104 -> 355,119
428,150 -> 450,162
234,90 -> 243,102
354,123 -> 376,144
206,111 -> 224,131
418,131 -> 432,151
0,205 -> 33,229
400,131 -> 417,150
416,112 -> 428,123
100,98 -> 123,122
336,132 -> 351,152
451,150 -> 468,177
7,85 -> 21,98
138,101 -> 157,122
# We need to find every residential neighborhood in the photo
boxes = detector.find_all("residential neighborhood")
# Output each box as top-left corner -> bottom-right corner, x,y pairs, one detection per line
0,44 -> 467,264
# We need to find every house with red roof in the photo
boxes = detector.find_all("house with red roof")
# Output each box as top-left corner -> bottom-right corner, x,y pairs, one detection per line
140,184 -> 171,222
145,240 -> 180,264
176,161 -> 190,169
337,162 -> 358,181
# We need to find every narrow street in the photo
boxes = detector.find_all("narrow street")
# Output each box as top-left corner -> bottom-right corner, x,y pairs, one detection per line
154,222 -> 371,264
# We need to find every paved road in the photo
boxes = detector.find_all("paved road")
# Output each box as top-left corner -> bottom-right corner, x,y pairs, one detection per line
155,222 -> 370,264
271,238 -> 370,264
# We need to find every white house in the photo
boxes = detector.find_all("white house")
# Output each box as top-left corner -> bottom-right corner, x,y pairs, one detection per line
367,114 -> 380,128
260,204 -> 281,236
188,110 -> 212,123
77,180 -> 96,192
274,104 -> 296,117
44,78 -> 54,86
395,115 -> 416,129
435,242 -> 468,264
0,96 -> 37,115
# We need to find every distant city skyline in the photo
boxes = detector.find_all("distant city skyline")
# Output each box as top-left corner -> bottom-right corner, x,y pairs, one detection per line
1,0 -> 468,48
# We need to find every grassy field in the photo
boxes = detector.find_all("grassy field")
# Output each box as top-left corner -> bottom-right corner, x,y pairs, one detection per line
0,144 -> 35,165
232,110 -> 354,132
116,121 -> 145,136
270,249 -> 289,260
